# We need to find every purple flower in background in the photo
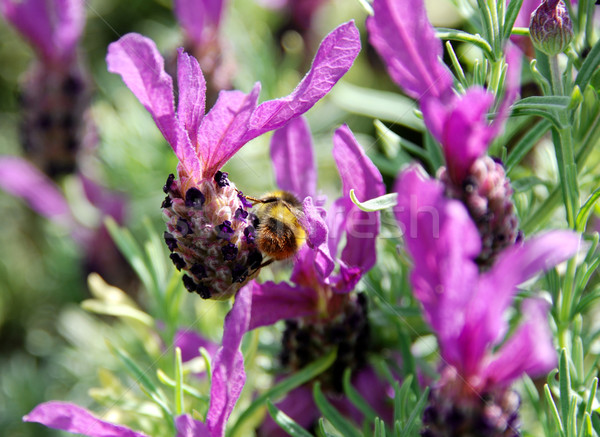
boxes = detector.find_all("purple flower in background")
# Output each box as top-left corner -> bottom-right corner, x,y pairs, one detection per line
24,284 -> 253,437
257,0 -> 329,33
0,156 -> 131,287
367,0 -> 524,265
248,118 -> 391,434
1,0 -> 93,178
173,0 -> 233,102
394,167 -> 580,435
106,22 -> 360,300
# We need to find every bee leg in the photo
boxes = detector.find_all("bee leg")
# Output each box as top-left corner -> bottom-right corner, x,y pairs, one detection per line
258,259 -> 274,269
234,189 -> 263,204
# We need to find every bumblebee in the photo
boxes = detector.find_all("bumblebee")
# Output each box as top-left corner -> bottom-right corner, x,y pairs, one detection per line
245,190 -> 306,262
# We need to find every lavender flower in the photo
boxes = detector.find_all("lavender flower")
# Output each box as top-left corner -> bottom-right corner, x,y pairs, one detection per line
367,0 -> 523,265
1,0 -> 92,178
106,22 -> 360,299
24,284 -> 253,437
394,167 -> 580,436
0,157 -> 131,286
247,118 -> 391,433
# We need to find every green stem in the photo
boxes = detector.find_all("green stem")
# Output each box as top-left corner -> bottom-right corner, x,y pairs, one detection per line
549,55 -> 579,229
488,0 -> 501,56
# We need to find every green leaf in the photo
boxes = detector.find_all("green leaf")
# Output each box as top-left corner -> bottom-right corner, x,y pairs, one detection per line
575,39 -> 600,91
350,189 -> 398,212
313,382 -> 362,437
435,28 -> 494,59
107,341 -> 171,417
266,400 -> 314,437
505,119 -> 552,173
229,349 -> 336,437
511,176 -> 551,193
331,83 -> 424,130
576,186 -> 600,232
342,368 -> 379,424
545,384 -> 565,435
503,0 -> 524,41
156,368 -> 208,402
175,347 -> 184,416
374,120 -> 431,164
559,349 -> 571,428
318,418 -> 340,437
510,96 -> 571,127
400,387 -> 429,435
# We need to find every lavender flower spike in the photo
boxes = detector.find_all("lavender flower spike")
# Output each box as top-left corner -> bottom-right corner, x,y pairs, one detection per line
24,285 -> 253,437
394,166 -> 580,435
107,22 -> 360,299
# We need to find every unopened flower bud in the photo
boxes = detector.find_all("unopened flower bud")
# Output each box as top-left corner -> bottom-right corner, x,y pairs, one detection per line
530,0 -> 573,56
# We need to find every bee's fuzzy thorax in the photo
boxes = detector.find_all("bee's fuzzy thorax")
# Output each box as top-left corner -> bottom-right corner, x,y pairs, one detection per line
162,171 -> 262,300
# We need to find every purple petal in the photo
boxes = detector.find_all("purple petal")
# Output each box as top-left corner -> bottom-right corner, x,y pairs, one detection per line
483,298 -> 557,387
198,85 -> 260,178
299,197 -> 335,277
175,415 -> 210,437
1,0 -> 84,64
270,116 -> 316,200
173,330 -> 219,363
366,0 -> 454,102
80,175 -> 126,224
249,280 -> 319,330
245,21 -> 361,140
23,401 -> 149,437
177,48 -> 206,152
106,34 -> 200,176
422,88 -> 495,185
174,0 -> 224,47
394,166 -> 481,363
0,157 -> 71,222
333,125 -> 384,272
205,284 -> 252,437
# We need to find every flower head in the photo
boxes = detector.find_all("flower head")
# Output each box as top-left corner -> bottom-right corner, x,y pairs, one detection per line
107,23 -> 360,299
1,0 -> 92,177
367,0 -> 523,265
394,166 -> 580,435
530,0 -> 573,56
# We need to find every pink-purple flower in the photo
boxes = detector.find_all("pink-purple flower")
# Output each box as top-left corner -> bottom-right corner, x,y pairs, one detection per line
24,284 -> 254,437
106,22 -> 360,300
394,167 -> 580,435
246,118 -> 391,433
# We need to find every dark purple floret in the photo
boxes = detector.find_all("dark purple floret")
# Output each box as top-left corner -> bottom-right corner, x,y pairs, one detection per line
185,187 -> 205,208
163,173 -> 175,194
170,253 -> 186,270
217,220 -> 234,239
221,243 -> 238,260
244,226 -> 256,243
182,274 -> 197,293
237,191 -> 253,208
176,218 -> 192,236
231,264 -> 248,283
214,171 -> 230,187
234,207 -> 248,221
248,250 -> 263,269
190,263 -> 207,279
197,284 -> 212,299
161,196 -> 172,208
63,75 -> 83,95
164,232 -> 178,251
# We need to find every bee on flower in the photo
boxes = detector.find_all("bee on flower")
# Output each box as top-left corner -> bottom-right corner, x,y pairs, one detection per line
107,21 -> 360,300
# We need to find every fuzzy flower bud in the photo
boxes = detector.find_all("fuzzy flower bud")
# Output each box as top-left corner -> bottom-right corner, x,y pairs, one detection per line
530,0 -> 573,56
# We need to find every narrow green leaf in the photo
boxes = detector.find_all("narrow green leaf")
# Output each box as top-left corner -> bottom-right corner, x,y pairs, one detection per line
156,369 -> 208,402
575,39 -> 600,91
559,349 -> 571,428
435,28 -> 494,58
505,119 -> 552,172
374,120 -> 431,164
401,387 -> 429,435
350,189 -> 398,212
576,186 -> 600,232
578,412 -> 592,437
445,41 -> 468,89
568,396 -> 578,437
230,349 -> 336,437
266,400 -> 314,437
342,368 -> 379,424
175,347 -> 184,416
503,0 -> 524,40
544,384 -> 565,434
397,375 -> 414,423
313,382 -> 362,437
318,418 -> 339,437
